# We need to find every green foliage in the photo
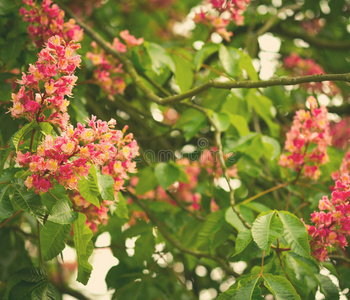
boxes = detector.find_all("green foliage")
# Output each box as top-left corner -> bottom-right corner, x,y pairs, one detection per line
154,162 -> 180,189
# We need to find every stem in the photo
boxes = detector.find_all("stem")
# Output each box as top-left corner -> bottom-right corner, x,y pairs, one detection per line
214,131 -> 251,229
37,221 -> 43,268
259,251 -> 265,276
0,210 -> 23,229
239,182 -> 288,206
29,129 -> 36,153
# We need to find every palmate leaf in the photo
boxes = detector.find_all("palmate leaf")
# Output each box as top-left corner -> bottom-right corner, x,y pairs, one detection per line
96,168 -> 115,200
73,213 -> 93,285
263,273 -> 301,300
277,211 -> 310,258
5,267 -> 55,300
40,221 -> 71,261
315,274 -> 340,300
217,274 -> 263,300
252,211 -> 284,254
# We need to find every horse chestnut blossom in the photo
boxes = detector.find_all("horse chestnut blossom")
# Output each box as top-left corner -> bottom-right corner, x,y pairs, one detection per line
9,35 -> 81,130
20,0 -> 83,47
305,174 -> 350,261
279,96 -> 331,180
332,148 -> 350,181
17,116 -> 138,195
330,117 -> 350,150
86,31 -> 143,98
284,53 -> 339,96
209,0 -> 250,26
12,35 -> 139,233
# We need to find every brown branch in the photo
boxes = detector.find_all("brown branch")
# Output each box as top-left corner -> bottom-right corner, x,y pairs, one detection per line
126,191 -> 239,277
59,2 -> 350,106
0,210 -> 23,229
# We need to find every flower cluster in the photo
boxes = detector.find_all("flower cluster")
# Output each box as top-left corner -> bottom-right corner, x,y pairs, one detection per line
194,11 -> 233,41
306,174 -> 350,261
330,117 -> 350,150
12,35 -> 139,233
128,149 -> 237,225
86,31 -> 143,98
17,116 -> 138,194
68,0 -> 104,17
209,0 -> 250,26
301,19 -> 325,36
20,0 -> 83,48
283,53 -> 339,96
71,192 -> 113,233
279,96 -> 331,180
332,149 -> 350,181
193,0 -> 249,42
9,35 -> 81,130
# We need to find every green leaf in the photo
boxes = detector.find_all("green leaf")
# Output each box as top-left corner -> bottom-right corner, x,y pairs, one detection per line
225,207 -> 246,232
263,273 -> 301,300
40,221 -> 71,261
252,211 -> 284,254
135,167 -> 158,195
12,121 -> 37,151
262,135 -> 281,160
194,43 -> 219,71
217,274 -> 262,300
0,37 -> 25,62
78,166 -> 101,208
40,184 -> 66,212
0,0 -> 18,15
39,122 -> 53,135
172,54 -> 194,92
96,169 -> 115,200
212,112 -> 230,132
233,228 -> 252,256
0,184 -> 14,221
12,182 -> 45,223
247,91 -> 279,137
0,81 -> 12,101
219,45 -> 241,77
277,211 -> 310,258
145,42 -> 175,74
195,210 -> 225,251
154,162 -> 180,190
73,213 -> 93,285
228,113 -> 250,136
315,274 -> 340,300
116,192 -> 129,221
47,196 -> 78,224
175,108 -> 207,141
238,50 -> 258,80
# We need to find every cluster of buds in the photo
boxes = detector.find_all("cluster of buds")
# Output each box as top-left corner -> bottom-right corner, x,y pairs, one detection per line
279,96 -> 331,180
284,53 -> 339,96
209,0 -> 250,26
306,174 -> 350,261
128,148 -> 238,225
86,30 -> 143,98
9,35 -> 81,130
20,0 -> 83,48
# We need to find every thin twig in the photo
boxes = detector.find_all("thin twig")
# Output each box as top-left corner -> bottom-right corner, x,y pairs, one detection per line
0,210 -> 23,229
